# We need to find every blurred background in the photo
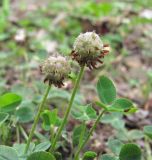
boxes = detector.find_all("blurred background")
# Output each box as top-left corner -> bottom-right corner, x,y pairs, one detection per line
0,0 -> 152,157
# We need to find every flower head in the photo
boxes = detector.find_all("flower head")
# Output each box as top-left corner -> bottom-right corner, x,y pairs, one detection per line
40,55 -> 71,87
71,32 -> 110,69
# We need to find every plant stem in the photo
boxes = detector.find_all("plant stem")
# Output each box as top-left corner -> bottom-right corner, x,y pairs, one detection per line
50,125 -> 55,144
145,136 -> 152,160
24,85 -> 51,154
16,125 -> 20,143
19,125 -> 28,141
74,110 -> 105,160
50,65 -> 85,152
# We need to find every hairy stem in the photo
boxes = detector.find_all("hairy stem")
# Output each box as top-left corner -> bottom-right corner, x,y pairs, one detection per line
24,85 -> 51,154
74,110 -> 105,160
50,65 -> 85,152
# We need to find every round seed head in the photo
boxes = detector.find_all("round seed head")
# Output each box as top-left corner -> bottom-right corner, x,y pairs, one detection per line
72,32 -> 110,69
74,32 -> 103,57
41,55 -> 71,87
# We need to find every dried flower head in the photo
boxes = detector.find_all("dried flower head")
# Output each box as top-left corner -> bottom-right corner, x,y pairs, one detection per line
40,55 -> 71,87
71,32 -> 110,69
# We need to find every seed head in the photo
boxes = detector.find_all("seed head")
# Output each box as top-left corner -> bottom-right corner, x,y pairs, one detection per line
40,55 -> 71,87
71,32 -> 110,69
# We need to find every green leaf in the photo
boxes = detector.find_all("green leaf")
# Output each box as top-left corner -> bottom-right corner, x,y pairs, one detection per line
34,141 -> 51,152
41,109 -> 58,131
108,138 -> 124,155
0,112 -> 9,125
143,125 -> 152,139
15,106 -> 34,123
108,98 -> 134,112
72,105 -> 97,121
0,145 -> 18,160
100,154 -> 117,160
128,130 -> 144,140
34,86 -> 83,106
101,113 -> 125,130
11,84 -> 34,100
27,151 -> 56,160
13,143 -> 35,156
49,109 -> 58,125
97,76 -> 116,104
82,151 -> 97,160
72,124 -> 88,147
0,93 -> 22,112
41,110 -> 51,131
116,128 -> 130,141
119,143 -> 141,160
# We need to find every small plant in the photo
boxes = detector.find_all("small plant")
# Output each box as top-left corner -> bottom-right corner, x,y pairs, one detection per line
24,54 -> 71,154
0,32 -> 143,160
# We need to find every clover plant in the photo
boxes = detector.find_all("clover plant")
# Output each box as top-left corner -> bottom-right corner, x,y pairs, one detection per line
0,32 -> 144,160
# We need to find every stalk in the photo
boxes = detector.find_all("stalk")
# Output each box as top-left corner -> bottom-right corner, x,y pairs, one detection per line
24,85 -> 51,154
50,125 -> 55,144
74,110 -> 105,160
50,65 -> 85,152
16,125 -> 20,143
19,125 -> 28,141
145,136 -> 152,160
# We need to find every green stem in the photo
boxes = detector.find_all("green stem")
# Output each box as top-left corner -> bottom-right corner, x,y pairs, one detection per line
145,136 -> 152,160
19,125 -> 28,141
24,85 -> 51,154
74,110 -> 105,160
50,125 -> 55,144
16,125 -> 20,143
50,65 -> 85,152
